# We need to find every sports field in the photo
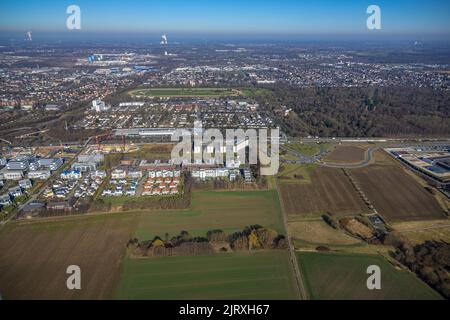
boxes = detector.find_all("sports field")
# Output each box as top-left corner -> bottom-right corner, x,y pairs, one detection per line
135,190 -> 285,240
128,87 -> 241,98
117,251 -> 298,300
297,252 -> 442,300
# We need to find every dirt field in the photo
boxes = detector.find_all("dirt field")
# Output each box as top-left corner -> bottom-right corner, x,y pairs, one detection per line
351,165 -> 445,222
0,213 -> 137,299
324,146 -> 367,164
279,167 -> 367,216
391,220 -> 450,245
287,219 -> 362,247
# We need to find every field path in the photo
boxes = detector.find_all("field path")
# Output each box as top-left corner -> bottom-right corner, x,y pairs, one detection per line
275,181 -> 309,300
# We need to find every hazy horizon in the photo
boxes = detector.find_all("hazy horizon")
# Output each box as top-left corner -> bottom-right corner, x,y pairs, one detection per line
1,0 -> 450,40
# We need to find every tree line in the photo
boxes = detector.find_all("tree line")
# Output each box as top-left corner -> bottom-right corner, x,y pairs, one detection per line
127,225 -> 288,258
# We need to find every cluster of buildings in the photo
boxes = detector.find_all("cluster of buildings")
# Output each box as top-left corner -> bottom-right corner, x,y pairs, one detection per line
101,166 -> 182,197
102,178 -> 140,197
0,155 -> 63,182
0,183 -> 28,210
0,63 -> 135,114
43,170 -> 105,203
0,153 -> 65,213
102,166 -> 143,197
142,170 -> 181,196
71,152 -> 104,173
75,98 -> 272,131
386,145 -> 450,185
73,171 -> 106,198
91,99 -> 111,113
190,167 -> 253,183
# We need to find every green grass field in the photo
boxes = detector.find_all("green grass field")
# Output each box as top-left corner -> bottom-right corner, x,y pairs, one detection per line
129,88 -> 241,98
240,88 -> 273,98
135,190 -> 285,240
297,252 -> 442,300
277,164 -> 316,184
117,251 -> 298,300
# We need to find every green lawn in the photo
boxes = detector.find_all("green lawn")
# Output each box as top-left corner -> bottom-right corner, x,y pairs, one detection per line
135,190 -> 285,240
240,88 -> 273,98
117,251 -> 298,300
297,252 -> 442,300
129,88 -> 240,98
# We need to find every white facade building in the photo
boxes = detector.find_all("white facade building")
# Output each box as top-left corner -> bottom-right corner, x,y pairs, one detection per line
92,99 -> 110,112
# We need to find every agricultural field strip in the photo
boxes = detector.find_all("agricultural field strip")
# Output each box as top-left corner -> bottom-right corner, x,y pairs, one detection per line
275,181 -> 309,300
125,260 -> 281,277
127,276 -> 289,291
395,223 -> 450,233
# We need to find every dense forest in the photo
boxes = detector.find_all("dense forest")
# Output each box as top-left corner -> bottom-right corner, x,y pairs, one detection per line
258,86 -> 450,137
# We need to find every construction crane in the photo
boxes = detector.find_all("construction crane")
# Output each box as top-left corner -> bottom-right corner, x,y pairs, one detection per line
93,131 -> 113,152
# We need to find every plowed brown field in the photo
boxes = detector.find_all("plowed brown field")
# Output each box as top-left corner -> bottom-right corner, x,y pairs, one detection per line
0,213 -> 137,299
279,167 -> 366,216
351,165 -> 445,222
324,146 -> 367,163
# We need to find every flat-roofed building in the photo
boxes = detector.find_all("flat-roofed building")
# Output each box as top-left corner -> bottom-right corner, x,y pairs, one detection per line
0,194 -> 12,207
19,179 -> 32,189
28,170 -> 51,180
6,160 -> 29,170
1,169 -> 24,180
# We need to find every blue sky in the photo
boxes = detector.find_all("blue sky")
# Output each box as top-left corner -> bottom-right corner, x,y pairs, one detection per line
0,0 -> 449,36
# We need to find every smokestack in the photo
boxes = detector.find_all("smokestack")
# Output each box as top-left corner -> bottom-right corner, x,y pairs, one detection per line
160,34 -> 168,45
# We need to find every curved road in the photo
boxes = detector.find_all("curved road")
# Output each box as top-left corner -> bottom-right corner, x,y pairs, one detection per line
319,147 -> 378,169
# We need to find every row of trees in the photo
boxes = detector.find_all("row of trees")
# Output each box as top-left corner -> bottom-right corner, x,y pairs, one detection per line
127,225 -> 288,257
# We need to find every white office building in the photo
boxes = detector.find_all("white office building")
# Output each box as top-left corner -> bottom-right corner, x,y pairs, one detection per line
92,99 -> 110,112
